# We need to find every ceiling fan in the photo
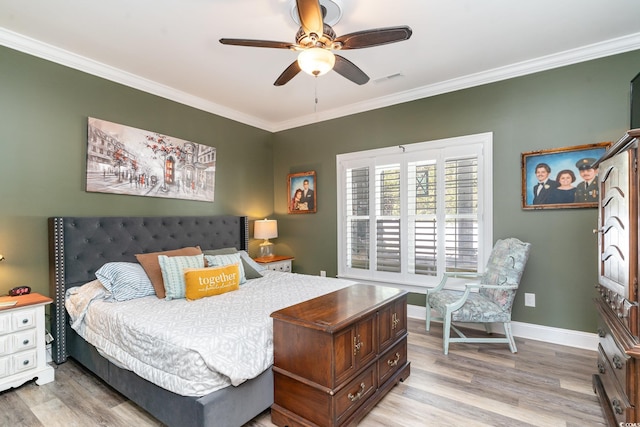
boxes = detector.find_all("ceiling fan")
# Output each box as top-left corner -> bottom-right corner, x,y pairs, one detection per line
219,0 -> 412,86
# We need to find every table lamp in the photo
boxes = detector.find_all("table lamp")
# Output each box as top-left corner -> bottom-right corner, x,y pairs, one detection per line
254,219 -> 278,258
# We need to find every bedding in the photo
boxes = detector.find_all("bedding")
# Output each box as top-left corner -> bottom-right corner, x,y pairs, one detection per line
95,262 -> 155,301
66,270 -> 355,397
135,246 -> 203,298
202,248 -> 265,279
184,264 -> 241,300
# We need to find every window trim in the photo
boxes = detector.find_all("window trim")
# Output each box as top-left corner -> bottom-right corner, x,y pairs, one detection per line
336,132 -> 493,293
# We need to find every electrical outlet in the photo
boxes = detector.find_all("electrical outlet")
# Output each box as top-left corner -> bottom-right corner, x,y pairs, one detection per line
320,270 -> 326,277
524,293 -> 536,307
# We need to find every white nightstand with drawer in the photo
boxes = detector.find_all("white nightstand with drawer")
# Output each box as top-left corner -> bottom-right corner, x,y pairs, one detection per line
0,293 -> 55,392
253,255 -> 294,272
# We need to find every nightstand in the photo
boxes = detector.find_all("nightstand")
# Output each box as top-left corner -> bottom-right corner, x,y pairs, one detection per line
253,255 -> 294,272
0,293 -> 55,392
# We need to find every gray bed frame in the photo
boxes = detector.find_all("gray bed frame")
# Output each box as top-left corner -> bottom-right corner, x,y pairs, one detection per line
48,215 -> 273,427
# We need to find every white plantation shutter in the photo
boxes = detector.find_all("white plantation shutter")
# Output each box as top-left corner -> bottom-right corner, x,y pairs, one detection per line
337,133 -> 492,289
444,157 -> 478,273
346,166 -> 370,269
376,165 -> 401,272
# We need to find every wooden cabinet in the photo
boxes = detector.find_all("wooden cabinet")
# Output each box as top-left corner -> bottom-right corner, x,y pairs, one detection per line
270,284 -> 410,427
593,129 -> 640,425
0,293 -> 55,392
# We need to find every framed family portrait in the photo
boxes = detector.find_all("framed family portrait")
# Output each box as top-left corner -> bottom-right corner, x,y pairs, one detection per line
521,142 -> 610,210
288,171 -> 316,214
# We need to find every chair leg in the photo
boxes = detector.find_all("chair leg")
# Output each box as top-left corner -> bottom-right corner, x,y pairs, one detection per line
504,322 -> 517,353
443,313 -> 452,355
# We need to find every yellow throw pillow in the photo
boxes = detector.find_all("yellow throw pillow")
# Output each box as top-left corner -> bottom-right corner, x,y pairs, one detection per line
184,264 -> 241,301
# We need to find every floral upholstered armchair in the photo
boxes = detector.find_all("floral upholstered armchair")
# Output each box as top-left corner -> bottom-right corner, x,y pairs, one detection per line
425,238 -> 531,355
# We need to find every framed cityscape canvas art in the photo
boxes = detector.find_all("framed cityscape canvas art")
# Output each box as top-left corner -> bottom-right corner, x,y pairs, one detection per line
86,117 -> 216,202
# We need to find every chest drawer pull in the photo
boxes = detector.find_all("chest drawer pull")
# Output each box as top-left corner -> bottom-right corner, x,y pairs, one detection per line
597,328 -> 606,337
347,382 -> 366,402
21,319 -> 28,325
22,359 -> 30,366
353,336 -> 362,355
392,313 -> 399,330
387,352 -> 400,367
612,398 -> 624,415
613,355 -> 624,369
22,339 -> 29,345
597,361 -> 606,374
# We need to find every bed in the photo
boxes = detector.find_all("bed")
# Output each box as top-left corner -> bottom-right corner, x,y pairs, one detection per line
47,215 -> 353,427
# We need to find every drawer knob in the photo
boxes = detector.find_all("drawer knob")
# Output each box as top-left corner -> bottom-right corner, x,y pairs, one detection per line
22,359 -> 29,366
387,352 -> 400,367
597,362 -> 606,374
347,382 -> 366,402
22,319 -> 28,324
597,328 -> 606,338
613,355 -> 624,370
612,398 -> 624,415
22,339 -> 29,345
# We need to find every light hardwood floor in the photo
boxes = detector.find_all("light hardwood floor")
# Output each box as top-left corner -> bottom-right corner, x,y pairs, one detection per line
0,318 -> 605,426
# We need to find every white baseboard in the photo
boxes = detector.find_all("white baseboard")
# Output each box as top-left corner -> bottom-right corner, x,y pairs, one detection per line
408,304 -> 598,351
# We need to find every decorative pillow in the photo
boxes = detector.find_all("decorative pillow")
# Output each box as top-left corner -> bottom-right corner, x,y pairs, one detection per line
238,251 -> 266,278
184,264 -> 241,301
135,246 -> 202,298
204,253 -> 247,284
158,254 -> 205,300
202,248 -> 265,279
202,247 -> 238,256
95,262 -> 155,301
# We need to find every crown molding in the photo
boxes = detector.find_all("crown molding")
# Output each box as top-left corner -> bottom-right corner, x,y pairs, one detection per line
2,27 -> 639,133
0,27 -> 273,131
272,32 -> 640,131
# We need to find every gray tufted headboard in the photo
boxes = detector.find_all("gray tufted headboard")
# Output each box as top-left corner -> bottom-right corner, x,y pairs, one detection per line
48,215 -> 248,363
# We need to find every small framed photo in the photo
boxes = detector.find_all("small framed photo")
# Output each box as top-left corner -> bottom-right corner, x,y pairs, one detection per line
521,142 -> 610,210
288,171 -> 316,214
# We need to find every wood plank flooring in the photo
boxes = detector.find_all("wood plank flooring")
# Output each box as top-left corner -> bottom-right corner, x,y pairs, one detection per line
0,318 -> 605,426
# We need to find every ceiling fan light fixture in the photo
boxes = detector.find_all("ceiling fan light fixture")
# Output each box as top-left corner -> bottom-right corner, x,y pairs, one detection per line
298,48 -> 335,77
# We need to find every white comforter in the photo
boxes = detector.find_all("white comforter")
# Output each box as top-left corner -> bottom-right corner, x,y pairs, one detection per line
66,270 -> 355,396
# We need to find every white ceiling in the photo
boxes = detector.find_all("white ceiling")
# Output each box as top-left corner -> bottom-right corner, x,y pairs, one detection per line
1,0 -> 640,132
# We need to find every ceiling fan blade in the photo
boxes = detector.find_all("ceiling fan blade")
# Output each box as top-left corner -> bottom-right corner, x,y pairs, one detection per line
296,0 -> 324,36
219,38 -> 295,50
333,55 -> 369,85
274,61 -> 302,86
334,26 -> 413,49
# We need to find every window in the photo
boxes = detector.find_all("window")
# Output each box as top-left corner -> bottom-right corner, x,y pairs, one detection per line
337,133 -> 493,291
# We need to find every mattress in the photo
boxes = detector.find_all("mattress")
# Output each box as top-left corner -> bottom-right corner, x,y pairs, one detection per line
66,270 -> 355,396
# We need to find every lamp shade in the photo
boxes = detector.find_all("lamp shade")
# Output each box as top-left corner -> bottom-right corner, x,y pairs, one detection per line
297,48 -> 336,77
254,219 -> 278,240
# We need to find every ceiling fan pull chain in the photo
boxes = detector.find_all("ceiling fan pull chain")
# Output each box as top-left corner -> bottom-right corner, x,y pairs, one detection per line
314,77 -> 319,113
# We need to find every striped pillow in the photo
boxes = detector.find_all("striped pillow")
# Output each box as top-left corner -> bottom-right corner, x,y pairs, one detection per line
158,254 -> 205,300
204,253 -> 247,284
95,262 -> 155,301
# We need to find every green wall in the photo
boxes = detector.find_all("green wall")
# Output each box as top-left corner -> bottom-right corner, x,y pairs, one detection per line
2,42 -> 639,334
272,50 -> 640,333
0,46 -> 274,296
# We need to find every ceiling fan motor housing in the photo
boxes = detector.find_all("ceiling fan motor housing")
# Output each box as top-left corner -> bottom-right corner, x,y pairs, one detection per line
295,24 -> 336,49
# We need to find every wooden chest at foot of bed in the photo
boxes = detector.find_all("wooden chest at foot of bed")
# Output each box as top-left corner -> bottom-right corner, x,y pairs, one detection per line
270,284 -> 410,427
